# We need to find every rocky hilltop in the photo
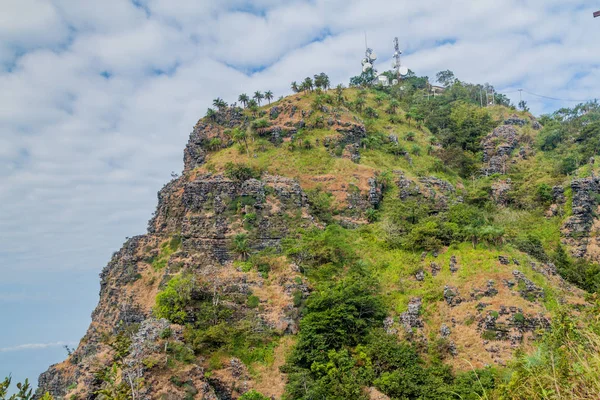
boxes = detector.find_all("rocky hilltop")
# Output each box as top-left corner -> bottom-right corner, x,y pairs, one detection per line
36,78 -> 600,400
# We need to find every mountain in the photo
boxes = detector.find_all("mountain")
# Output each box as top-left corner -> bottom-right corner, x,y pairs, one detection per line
34,75 -> 600,400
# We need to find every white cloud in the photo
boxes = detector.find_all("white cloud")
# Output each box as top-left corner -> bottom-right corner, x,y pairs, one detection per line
1,0 -> 599,280
0,342 -> 76,353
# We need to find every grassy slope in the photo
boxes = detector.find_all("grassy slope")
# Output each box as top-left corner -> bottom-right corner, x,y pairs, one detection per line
194,88 -> 586,374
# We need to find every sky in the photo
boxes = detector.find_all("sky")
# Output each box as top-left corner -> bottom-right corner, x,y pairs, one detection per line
1,0 -> 599,389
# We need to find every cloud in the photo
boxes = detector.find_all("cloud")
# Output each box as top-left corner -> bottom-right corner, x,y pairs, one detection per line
0,2 -> 598,280
0,342 -> 76,353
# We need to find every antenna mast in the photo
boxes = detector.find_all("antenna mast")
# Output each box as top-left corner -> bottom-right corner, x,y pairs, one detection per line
393,37 -> 402,80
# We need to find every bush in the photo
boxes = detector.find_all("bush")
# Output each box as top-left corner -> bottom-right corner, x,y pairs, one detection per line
306,187 -> 334,222
247,295 -> 260,308
288,274 -> 386,368
514,234 -> 549,263
239,390 -> 270,400
224,162 -> 262,181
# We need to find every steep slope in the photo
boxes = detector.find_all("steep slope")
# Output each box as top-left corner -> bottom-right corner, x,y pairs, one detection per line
36,85 -> 597,400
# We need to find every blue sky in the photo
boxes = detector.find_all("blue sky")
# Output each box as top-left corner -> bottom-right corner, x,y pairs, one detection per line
1,0 -> 599,389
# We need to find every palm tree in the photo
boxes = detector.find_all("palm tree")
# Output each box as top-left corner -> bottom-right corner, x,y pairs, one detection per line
238,93 -> 249,108
335,84 -> 345,104
291,81 -> 299,93
231,233 -> 250,260
212,98 -> 227,109
247,99 -> 258,116
389,99 -> 400,114
264,90 -> 273,104
253,91 -> 264,106
232,127 -> 249,155
206,108 -> 217,121
302,77 -> 314,93
354,97 -> 366,113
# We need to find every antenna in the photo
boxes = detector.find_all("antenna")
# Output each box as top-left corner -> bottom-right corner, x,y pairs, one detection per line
393,37 -> 407,80
360,31 -> 377,85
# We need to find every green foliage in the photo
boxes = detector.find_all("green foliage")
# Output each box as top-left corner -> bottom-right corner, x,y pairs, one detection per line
499,305 -> 600,399
151,236 -> 181,270
0,377 -> 43,400
305,187 -> 334,222
94,364 -> 131,399
224,162 -> 262,181
514,234 -> 549,263
231,233 -> 251,260
283,225 -> 357,276
238,390 -> 270,400
288,273 -> 386,368
443,102 -> 496,152
247,295 -> 260,308
536,183 -> 553,204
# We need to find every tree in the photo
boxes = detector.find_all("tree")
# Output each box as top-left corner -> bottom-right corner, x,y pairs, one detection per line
253,91 -> 264,106
518,100 -> 530,112
232,127 -> 249,155
365,107 -> 378,119
247,99 -> 258,116
238,93 -> 249,108
264,90 -> 273,104
302,77 -> 314,93
388,99 -> 400,114
405,107 -> 417,127
314,73 -> 330,91
232,233 -> 250,260
335,84 -> 345,104
354,97 -> 366,113
205,108 -> 217,121
436,70 -> 456,87
1,377 -> 53,400
212,98 -> 227,109
291,81 -> 299,93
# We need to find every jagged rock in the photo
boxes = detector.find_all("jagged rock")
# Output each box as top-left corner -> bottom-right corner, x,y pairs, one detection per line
471,280 -> 498,299
384,317 -> 398,335
498,255 -> 510,265
368,177 -> 384,208
532,120 -> 542,130
482,125 -> 520,175
449,255 -> 458,273
562,177 -> 600,259
430,262 -> 441,276
400,298 -> 423,332
492,180 -> 512,206
440,324 -> 451,338
553,186 -> 565,204
415,270 -> 425,281
269,106 -> 280,119
504,116 -> 527,126
513,270 -> 545,300
444,285 -> 463,307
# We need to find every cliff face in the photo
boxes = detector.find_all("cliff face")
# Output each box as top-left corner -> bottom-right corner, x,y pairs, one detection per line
36,90 -> 591,400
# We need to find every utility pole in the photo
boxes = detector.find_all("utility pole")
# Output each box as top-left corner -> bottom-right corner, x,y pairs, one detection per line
518,89 -> 523,103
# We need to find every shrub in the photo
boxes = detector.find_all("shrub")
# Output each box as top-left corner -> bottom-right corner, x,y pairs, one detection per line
239,390 -> 270,400
288,274 -> 386,367
247,295 -> 260,308
306,187 -> 334,222
224,162 -> 262,181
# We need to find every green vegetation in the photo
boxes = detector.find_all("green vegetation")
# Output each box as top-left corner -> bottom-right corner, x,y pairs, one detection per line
49,68 -> 600,399
1,377 -> 53,400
